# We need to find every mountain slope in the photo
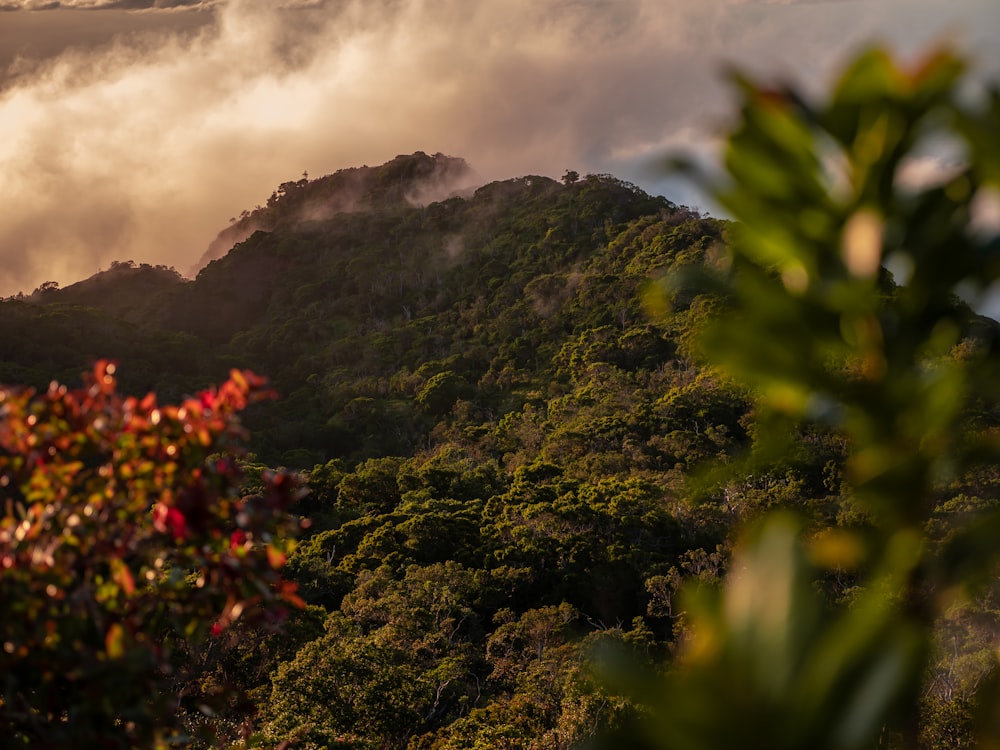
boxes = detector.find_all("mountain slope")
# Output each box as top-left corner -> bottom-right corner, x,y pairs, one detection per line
4,150 -> 996,749
5,154 -> 720,466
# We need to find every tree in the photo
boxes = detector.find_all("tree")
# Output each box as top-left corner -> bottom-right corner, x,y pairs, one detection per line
0,362 -> 304,749
262,612 -> 434,750
603,46 -> 1000,749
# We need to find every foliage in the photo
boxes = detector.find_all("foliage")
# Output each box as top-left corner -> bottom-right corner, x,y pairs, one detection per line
607,46 -> 1000,749
0,362 -> 304,748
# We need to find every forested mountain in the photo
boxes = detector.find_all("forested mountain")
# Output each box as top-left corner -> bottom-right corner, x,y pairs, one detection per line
7,152 -> 720,470
2,143 -> 996,748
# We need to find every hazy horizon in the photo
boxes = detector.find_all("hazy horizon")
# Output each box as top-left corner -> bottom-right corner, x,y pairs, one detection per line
0,0 -> 998,296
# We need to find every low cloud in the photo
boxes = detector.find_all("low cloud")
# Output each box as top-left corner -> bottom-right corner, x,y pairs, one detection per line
0,0 -> 996,295
4,1 -> 216,8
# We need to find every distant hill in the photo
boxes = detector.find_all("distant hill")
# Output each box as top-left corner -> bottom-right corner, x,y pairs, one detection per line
2,152 -> 725,465
29,261 -> 186,324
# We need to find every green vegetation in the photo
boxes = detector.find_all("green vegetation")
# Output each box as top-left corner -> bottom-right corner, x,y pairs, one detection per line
1,46 -> 999,749
603,47 -> 1000,749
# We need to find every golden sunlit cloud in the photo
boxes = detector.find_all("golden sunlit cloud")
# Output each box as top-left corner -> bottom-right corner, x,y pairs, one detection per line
0,0 -> 996,296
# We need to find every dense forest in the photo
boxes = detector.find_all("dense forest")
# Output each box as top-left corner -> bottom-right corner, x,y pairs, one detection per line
3,47 -> 1000,749
3,153 -> 737,747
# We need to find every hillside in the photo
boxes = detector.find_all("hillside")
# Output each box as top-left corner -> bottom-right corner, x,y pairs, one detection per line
0,154 -> 754,746
3,142 -> 996,748
10,153 -> 723,469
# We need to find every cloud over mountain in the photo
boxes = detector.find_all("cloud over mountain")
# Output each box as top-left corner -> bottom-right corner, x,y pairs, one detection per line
0,0 -> 996,295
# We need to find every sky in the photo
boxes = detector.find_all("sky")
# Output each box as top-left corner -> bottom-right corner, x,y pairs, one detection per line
0,0 -> 998,297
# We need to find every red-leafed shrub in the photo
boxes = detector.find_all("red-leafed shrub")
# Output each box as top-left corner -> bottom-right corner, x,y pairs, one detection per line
0,361 -> 304,749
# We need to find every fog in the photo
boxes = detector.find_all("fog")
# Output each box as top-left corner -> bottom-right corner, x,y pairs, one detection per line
0,0 -> 997,296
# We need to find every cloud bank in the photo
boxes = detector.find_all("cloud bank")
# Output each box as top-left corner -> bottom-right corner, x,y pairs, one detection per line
0,0 -> 997,295
1,1 -> 217,9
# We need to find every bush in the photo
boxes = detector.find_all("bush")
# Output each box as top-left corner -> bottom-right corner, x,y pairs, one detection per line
0,362 -> 304,748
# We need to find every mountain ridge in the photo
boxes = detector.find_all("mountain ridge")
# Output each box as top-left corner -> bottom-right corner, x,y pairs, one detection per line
5,151 -> 712,466
191,151 -> 478,273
